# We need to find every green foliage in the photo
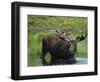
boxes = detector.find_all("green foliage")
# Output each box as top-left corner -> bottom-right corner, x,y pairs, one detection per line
28,15 -> 88,66
28,15 -> 87,32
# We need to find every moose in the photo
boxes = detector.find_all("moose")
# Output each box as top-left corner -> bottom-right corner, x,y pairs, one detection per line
40,30 -> 87,65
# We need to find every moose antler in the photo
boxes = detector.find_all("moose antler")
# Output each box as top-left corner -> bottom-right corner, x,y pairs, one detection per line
56,30 -> 63,37
56,30 -> 73,41
76,33 -> 87,42
56,30 -> 66,40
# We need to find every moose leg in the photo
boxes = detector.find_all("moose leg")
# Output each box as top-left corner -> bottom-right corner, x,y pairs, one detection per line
41,53 -> 47,66
50,56 -> 54,65
41,39 -> 49,66
41,47 -> 49,66
68,54 -> 76,64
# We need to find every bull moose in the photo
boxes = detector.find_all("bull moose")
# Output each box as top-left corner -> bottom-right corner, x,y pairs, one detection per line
40,30 -> 87,65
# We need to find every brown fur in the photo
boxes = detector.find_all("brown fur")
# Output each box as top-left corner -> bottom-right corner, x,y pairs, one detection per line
41,35 -> 77,65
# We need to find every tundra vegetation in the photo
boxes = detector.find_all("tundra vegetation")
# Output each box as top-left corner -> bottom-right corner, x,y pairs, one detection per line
28,15 -> 88,66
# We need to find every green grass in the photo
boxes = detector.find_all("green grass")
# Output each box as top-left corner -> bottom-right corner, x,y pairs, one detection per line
77,39 -> 87,58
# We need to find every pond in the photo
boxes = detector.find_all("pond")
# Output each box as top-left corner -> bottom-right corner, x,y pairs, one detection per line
76,57 -> 87,64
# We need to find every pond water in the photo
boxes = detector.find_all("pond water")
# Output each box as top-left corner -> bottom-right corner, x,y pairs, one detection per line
76,57 -> 87,64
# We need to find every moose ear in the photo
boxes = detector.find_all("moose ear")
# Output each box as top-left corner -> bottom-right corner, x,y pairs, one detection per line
76,33 -> 87,42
